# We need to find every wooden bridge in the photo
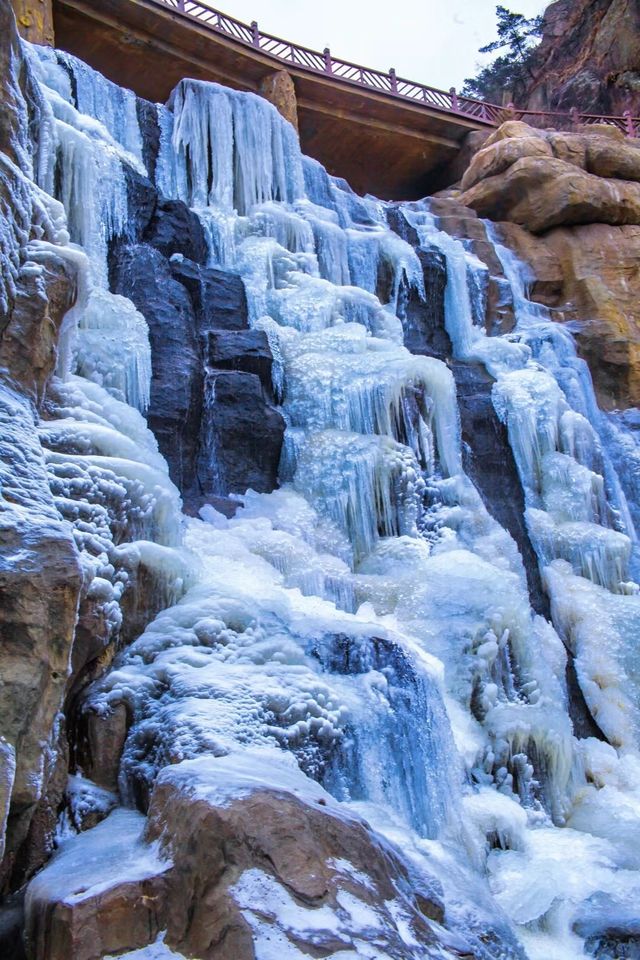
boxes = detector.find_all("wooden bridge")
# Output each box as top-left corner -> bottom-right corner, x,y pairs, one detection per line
14,0 -> 640,198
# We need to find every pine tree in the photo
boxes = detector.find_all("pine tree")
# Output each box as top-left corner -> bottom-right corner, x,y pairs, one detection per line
462,6 -> 543,103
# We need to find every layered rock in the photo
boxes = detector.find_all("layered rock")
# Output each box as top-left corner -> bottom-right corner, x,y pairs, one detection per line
459,122 -> 640,233
525,0 -> 640,117
111,241 -> 285,508
450,121 -> 640,409
24,754 -> 522,960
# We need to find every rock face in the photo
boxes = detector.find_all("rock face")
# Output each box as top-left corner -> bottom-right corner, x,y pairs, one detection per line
197,370 -> 285,497
0,1 -> 83,893
110,242 -> 203,496
525,0 -> 640,117
459,122 -> 640,233
111,238 -> 285,506
258,69 -> 299,131
500,219 -> 640,410
450,121 -> 640,409
24,755 -> 520,960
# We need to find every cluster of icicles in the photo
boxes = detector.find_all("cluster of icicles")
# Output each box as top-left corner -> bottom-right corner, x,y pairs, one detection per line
16,40 -> 640,960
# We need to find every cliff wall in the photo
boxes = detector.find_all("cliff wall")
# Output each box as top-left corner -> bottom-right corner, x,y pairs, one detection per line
444,120 -> 640,412
526,0 -> 640,116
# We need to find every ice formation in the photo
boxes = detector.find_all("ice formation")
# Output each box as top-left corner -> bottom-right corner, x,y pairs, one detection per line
12,44 -> 640,960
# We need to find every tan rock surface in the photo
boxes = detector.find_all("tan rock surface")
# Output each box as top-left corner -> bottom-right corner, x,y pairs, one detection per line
144,759 -> 450,960
460,135 -> 553,192
524,0 -> 640,117
27,757 -> 497,960
258,69 -> 298,131
459,123 -> 640,234
500,220 -> 640,409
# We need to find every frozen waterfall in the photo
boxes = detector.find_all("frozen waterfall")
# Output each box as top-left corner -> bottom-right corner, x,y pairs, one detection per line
14,48 -> 640,960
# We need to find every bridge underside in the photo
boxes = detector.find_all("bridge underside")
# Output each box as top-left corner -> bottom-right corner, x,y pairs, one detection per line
50,0 -> 486,199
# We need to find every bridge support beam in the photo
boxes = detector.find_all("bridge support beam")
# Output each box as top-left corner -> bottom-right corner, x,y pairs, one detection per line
11,0 -> 54,45
259,69 -> 299,132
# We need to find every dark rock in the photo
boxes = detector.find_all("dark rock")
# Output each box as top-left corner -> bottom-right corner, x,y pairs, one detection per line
109,243 -> 202,494
452,361 -> 549,618
143,198 -> 207,264
111,243 -> 283,505
121,165 -> 157,242
0,890 -> 26,960
387,207 -> 452,359
182,495 -> 242,519
170,258 -> 248,332
135,98 -> 160,183
197,370 -> 285,496
386,204 -> 420,246
205,329 -> 273,388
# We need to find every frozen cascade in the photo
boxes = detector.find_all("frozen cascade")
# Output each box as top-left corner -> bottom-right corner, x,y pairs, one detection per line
25,45 -> 152,413
13,49 -> 640,960
8,44 -> 188,721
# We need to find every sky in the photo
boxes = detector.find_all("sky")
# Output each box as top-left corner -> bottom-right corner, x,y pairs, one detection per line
213,0 -> 550,93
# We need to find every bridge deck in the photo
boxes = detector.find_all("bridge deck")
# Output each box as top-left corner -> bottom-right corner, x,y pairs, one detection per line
51,0 -> 497,198
50,0 -> 640,199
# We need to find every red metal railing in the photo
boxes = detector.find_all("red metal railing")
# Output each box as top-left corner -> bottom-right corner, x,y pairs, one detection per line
151,0 -> 640,137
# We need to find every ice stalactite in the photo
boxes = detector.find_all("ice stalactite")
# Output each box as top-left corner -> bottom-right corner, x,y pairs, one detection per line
16,44 -> 188,724
26,45 -> 152,414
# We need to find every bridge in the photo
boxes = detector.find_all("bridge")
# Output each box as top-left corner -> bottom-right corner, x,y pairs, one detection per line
12,0 -> 640,198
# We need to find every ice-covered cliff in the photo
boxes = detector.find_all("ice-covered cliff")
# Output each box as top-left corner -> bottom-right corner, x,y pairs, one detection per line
2,5 -> 640,960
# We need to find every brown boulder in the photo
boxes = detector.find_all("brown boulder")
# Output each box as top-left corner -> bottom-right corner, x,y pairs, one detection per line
24,809 -> 170,960
0,388 -> 82,890
461,152 -> 640,234
26,755 -> 496,960
460,135 -> 553,192
459,122 -> 640,234
585,135 -> 640,181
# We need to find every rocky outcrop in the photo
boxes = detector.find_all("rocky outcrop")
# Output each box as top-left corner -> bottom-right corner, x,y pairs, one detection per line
0,2 -> 84,893
459,122 -> 640,234
259,69 -> 299,131
525,0 -> 640,117
111,239 -> 285,506
24,755 -> 523,960
448,121 -> 640,409
499,219 -> 640,410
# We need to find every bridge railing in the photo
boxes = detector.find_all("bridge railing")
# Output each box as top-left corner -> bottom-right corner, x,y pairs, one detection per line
152,0 -> 640,136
